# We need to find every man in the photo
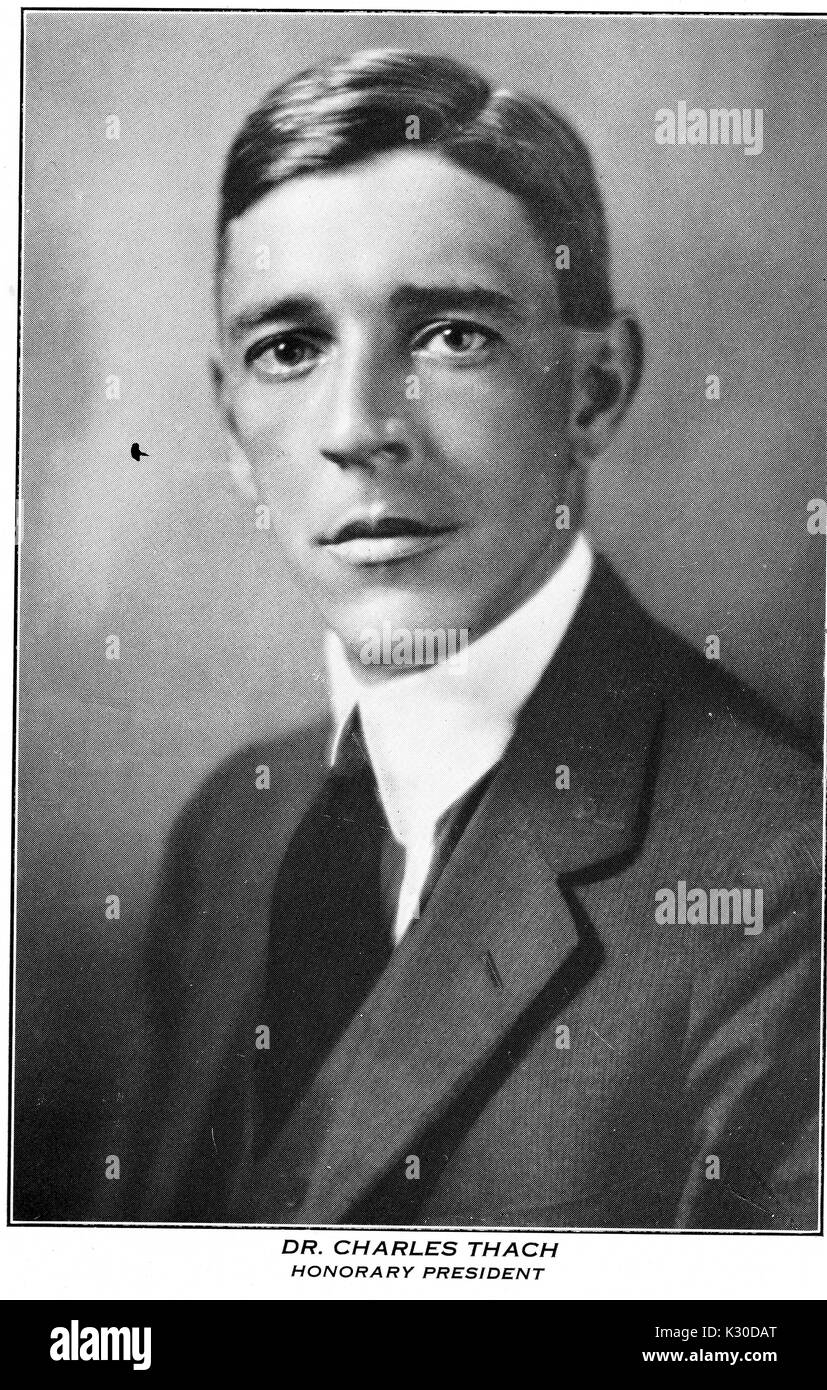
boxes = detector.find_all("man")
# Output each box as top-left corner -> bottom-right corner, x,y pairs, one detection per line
109,49 -> 821,1229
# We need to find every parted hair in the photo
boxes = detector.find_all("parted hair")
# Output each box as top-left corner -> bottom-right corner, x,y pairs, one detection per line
218,48 -> 614,327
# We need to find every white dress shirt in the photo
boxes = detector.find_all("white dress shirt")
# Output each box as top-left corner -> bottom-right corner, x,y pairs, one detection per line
325,532 -> 594,944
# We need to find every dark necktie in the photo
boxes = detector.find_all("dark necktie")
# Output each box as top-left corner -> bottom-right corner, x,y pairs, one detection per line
252,710 -> 500,1170
253,713 -> 393,1154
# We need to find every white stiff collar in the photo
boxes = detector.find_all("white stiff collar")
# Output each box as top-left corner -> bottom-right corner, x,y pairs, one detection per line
324,533 -> 594,848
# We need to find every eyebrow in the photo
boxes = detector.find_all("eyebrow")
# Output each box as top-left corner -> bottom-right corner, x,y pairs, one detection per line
226,296 -> 325,342
225,283 -> 525,342
387,284 -> 525,325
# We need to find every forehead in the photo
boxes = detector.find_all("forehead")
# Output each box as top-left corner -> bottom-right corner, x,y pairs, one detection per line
219,149 -> 559,321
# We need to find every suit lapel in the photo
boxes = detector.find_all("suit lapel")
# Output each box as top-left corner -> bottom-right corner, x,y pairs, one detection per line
248,560 -> 667,1223
143,724 -> 330,1218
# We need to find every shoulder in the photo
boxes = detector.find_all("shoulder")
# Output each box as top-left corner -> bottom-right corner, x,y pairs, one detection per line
603,559 -> 821,834
192,720 -> 330,806
163,720 -> 330,870
598,566 -> 822,1035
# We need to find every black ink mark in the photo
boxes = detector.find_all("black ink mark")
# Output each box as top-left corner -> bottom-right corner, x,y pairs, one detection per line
485,951 -> 504,990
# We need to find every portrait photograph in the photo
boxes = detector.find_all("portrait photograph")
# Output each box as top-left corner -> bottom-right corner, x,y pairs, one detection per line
10,7 -> 826,1246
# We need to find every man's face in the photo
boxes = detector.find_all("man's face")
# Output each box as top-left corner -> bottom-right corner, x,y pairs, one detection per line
217,150 -> 580,663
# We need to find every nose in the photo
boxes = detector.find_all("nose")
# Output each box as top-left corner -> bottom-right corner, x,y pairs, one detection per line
319,343 -> 412,471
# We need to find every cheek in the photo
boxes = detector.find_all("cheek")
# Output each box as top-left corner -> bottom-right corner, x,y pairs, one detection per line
231,390 -> 310,507
260,466 -> 317,556
422,372 -> 570,515
232,385 -> 292,458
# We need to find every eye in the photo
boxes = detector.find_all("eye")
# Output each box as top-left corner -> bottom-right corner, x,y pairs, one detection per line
245,333 -> 326,379
411,320 -> 498,360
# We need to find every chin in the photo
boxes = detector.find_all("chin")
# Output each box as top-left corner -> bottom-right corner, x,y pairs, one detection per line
326,590 -> 478,654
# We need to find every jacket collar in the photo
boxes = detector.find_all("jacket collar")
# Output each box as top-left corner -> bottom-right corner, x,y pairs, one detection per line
324,533 -> 594,852
245,557 -> 666,1223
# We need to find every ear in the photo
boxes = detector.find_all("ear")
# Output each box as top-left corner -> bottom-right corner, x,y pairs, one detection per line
567,313 -> 643,464
210,356 -> 259,502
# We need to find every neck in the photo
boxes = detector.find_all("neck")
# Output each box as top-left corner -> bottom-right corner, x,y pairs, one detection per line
339,532 -> 583,684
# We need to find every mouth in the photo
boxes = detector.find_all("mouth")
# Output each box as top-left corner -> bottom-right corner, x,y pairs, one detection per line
318,515 -> 459,567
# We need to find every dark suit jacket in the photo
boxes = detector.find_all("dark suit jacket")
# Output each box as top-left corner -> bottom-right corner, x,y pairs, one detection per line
103,557 -> 822,1229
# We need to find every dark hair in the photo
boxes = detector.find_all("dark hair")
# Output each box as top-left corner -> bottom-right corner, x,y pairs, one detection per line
218,49 -> 614,327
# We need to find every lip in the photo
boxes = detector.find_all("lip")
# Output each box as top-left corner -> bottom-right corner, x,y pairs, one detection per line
317,511 -> 458,567
321,532 -> 454,566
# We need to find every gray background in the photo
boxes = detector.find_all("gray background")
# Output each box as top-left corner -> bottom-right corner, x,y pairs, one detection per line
16,11 -> 826,1216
